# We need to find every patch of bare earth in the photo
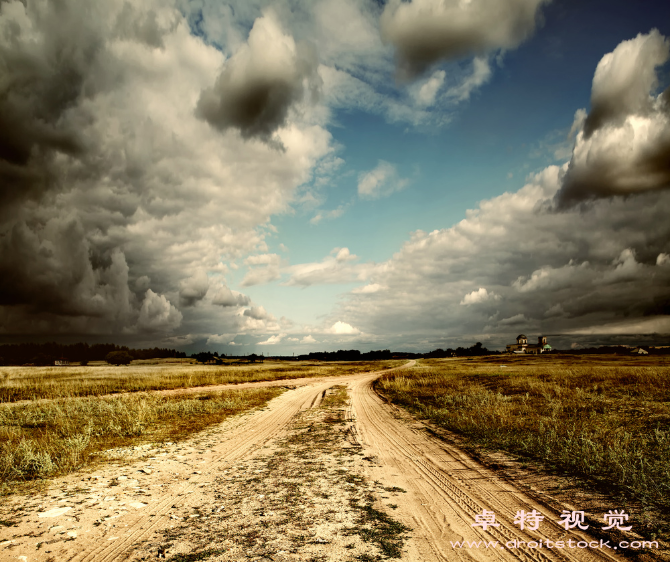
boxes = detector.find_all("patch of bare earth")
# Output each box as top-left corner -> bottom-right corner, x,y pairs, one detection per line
143,386 -> 410,561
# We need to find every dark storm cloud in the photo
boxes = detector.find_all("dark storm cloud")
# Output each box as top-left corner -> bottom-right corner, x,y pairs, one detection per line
380,0 -> 549,80
196,12 -> 320,143
556,30 -> 670,207
0,0 -> 101,205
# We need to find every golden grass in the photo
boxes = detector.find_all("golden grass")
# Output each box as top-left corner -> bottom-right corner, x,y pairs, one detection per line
0,360 -> 401,403
0,387 -> 282,489
375,355 -> 670,534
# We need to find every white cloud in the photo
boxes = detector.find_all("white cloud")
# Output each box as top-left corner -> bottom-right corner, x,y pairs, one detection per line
310,205 -> 346,225
444,57 -> 492,102
258,333 -> 286,345
284,247 -> 375,287
357,160 -> 410,199
352,283 -> 384,294
301,334 -> 317,343
211,285 -> 251,307
241,254 -> 283,286
460,287 -> 498,305
412,70 -> 446,106
332,164 -> 670,348
557,30 -> 670,205
329,321 -> 360,335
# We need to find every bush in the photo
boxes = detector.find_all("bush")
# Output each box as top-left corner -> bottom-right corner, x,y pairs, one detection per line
105,351 -> 133,366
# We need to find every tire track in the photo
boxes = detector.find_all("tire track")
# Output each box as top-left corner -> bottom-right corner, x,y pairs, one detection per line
61,364 -> 409,562
348,370 -> 624,562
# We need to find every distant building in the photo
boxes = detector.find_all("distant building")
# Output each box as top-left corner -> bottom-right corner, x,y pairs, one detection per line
54,358 -> 70,366
506,335 -> 552,354
630,347 -> 649,355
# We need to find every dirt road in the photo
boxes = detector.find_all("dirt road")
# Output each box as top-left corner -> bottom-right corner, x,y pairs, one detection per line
1,363 -> 629,561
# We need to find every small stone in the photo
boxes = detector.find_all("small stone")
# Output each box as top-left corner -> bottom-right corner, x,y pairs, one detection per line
117,476 -> 128,481
38,507 -> 72,518
67,531 -> 77,538
108,536 -> 119,541
49,526 -> 65,533
129,502 -> 147,509
140,468 -> 152,475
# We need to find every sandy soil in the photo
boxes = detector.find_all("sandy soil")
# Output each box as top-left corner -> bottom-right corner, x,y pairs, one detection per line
0,362 -> 649,561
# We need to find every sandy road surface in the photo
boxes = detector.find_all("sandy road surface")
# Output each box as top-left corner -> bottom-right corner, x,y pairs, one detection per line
347,369 -> 625,562
1,362 -> 629,561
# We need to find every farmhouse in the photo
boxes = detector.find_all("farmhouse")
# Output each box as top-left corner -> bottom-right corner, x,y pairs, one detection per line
506,334 -> 552,354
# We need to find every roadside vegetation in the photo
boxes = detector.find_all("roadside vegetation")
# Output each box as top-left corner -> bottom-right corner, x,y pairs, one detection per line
375,355 -> 670,537
0,387 -> 282,490
0,360 -> 401,403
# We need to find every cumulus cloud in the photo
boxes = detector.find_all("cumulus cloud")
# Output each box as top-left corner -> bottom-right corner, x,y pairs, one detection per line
137,290 -> 183,332
258,333 -> 285,345
329,321 -> 360,335
211,285 -> 251,307
334,165 -> 670,349
241,253 -> 283,286
460,287 -> 498,305
301,334 -> 317,343
380,0 -> 549,79
196,11 -> 321,145
0,0 -> 334,338
284,247 -> 375,287
352,283 -> 384,294
179,271 -> 210,307
557,30 -> 670,206
357,160 -> 410,199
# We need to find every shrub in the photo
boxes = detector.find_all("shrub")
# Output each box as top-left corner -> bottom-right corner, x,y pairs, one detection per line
105,351 -> 133,366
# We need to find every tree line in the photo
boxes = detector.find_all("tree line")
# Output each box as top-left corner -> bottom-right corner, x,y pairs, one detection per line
0,342 -> 186,366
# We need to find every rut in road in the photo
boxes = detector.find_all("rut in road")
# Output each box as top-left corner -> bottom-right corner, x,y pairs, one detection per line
54,363 -> 411,562
347,370 -> 625,562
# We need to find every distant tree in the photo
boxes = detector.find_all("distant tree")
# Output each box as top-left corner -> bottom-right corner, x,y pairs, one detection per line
32,353 -> 54,366
105,351 -> 133,366
80,359 -> 89,366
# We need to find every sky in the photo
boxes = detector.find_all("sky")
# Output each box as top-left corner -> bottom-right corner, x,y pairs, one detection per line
1,0 -> 669,354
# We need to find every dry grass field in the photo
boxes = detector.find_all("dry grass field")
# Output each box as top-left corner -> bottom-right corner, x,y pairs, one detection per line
0,360 -> 399,492
0,359 -> 400,402
375,354 -> 670,541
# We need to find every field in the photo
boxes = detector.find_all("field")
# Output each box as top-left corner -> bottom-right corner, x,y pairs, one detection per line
0,360 -> 399,490
375,355 -> 670,540
0,359 -> 401,402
